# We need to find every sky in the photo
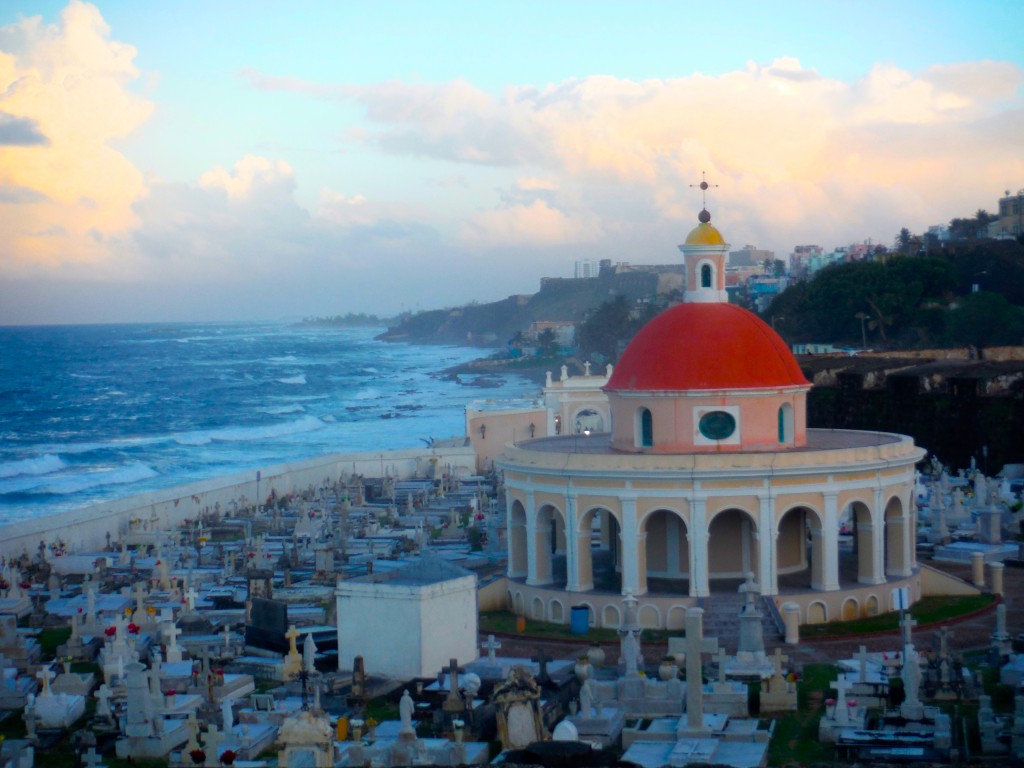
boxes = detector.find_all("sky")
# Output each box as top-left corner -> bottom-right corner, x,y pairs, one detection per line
1,1 -> 1022,325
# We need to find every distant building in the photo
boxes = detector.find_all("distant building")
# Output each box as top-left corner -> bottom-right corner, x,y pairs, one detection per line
996,189 -> 1024,238
728,244 -> 773,268
574,259 -> 600,279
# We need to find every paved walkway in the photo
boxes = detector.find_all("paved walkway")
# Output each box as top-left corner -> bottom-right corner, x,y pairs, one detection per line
484,559 -> 1021,669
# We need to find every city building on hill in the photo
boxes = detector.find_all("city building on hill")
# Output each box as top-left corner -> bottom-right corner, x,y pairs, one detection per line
997,189 -> 1024,238
494,200 -> 934,631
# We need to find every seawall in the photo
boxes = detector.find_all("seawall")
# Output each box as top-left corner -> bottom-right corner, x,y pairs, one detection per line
0,443 -> 477,561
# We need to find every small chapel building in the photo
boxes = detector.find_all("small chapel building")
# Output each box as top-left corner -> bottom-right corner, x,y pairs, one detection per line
496,203 -> 927,629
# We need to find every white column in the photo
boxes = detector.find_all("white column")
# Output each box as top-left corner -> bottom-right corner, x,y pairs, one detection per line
758,494 -> 777,596
620,497 -> 641,595
690,497 -> 709,597
873,487 -> 886,580
822,491 -> 840,591
504,493 -> 516,578
565,494 -> 581,591
524,491 -> 542,585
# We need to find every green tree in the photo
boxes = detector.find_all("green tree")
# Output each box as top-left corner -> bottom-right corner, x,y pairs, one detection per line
577,295 -> 636,361
536,328 -> 558,357
945,291 -> 1024,349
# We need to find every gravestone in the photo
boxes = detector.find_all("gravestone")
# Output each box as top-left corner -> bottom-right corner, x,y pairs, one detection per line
492,667 -> 546,749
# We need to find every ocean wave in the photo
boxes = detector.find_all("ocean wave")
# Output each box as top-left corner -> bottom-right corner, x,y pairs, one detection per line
268,355 -> 298,363
351,387 -> 381,401
258,405 -> 306,415
173,415 -> 327,446
0,453 -> 67,479
0,461 -> 158,496
278,374 -> 306,385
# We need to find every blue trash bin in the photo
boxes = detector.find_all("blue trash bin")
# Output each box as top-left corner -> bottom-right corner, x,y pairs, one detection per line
570,605 -> 589,635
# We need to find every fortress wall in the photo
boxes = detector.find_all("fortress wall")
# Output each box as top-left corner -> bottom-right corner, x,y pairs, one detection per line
0,444 -> 476,561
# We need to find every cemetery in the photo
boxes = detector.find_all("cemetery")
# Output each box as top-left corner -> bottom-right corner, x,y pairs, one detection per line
0,455 -> 1019,768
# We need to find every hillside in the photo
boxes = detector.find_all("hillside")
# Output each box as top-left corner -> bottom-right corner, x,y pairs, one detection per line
376,270 -> 664,347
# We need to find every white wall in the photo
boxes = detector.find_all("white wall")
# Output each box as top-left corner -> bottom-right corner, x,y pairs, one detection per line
336,574 -> 478,679
0,445 -> 477,561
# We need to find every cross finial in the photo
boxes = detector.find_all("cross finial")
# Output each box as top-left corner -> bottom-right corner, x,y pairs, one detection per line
689,171 -> 718,221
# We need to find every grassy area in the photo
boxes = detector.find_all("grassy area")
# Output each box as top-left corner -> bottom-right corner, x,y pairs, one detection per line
766,663 -> 836,766
799,594 -> 995,639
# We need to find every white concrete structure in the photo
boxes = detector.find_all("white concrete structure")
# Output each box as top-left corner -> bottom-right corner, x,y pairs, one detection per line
498,203 -> 926,629
335,557 -> 479,679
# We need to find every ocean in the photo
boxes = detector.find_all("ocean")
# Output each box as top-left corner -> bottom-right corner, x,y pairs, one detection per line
0,322 -> 536,527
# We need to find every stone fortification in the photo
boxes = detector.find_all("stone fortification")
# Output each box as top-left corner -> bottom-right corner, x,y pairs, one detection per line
0,443 -> 475,560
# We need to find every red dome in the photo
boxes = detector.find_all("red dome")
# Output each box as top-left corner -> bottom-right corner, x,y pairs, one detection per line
606,303 -> 810,391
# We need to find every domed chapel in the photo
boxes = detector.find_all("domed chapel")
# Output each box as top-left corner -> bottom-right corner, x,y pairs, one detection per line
496,195 -> 927,630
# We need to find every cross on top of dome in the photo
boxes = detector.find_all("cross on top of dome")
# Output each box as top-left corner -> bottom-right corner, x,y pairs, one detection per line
689,171 -> 718,222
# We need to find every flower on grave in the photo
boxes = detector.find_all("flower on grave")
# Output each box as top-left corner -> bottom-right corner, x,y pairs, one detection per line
0,580 -> 9,591
77,607 -> 83,613
155,560 -> 162,565
786,672 -> 799,682
104,626 -> 117,637
125,607 -> 133,616
189,749 -> 206,765
19,581 -> 30,590
164,689 -> 176,697
475,513 -> 484,520
219,750 -> 237,766
128,623 -> 140,635
848,699 -> 858,707
826,698 -> 836,706
147,606 -> 156,615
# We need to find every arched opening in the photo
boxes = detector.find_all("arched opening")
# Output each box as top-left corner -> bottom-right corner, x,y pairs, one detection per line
573,408 -> 605,434
707,508 -> 758,592
508,500 -> 528,579
848,501 -> 881,584
701,263 -> 713,288
841,598 -> 859,621
602,604 -> 621,628
776,506 -> 825,590
642,509 -> 690,596
778,403 -> 793,444
638,408 -> 653,448
807,601 -> 827,624
549,600 -> 565,623
533,504 -> 567,586
578,507 -> 621,593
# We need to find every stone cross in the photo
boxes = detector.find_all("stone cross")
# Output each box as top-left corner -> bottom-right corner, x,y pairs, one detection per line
445,657 -> 464,709
771,647 -> 788,680
95,684 -> 113,719
831,674 -> 854,726
856,645 -> 870,683
285,625 -> 301,657
203,724 -> 223,768
481,634 -> 502,661
36,665 -> 55,696
680,607 -> 715,736
222,625 -> 232,650
132,582 -> 147,615
185,586 -> 198,612
82,747 -> 104,768
186,711 -> 200,751
936,627 -> 953,659
900,613 -> 918,649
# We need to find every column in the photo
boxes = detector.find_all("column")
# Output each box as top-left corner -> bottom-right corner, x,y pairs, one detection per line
565,495 -> 582,591
524,492 -> 544,586
872,487 -> 886,581
758,494 -> 777,596
822,491 -> 840,591
856,523 -> 884,584
620,497 -> 642,595
689,498 -> 709,597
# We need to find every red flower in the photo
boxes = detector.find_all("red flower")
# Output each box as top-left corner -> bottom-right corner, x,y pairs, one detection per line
104,626 -> 117,637
19,581 -> 30,590
220,749 -> 237,765
128,623 -> 140,634
164,689 -> 176,696
189,749 -> 206,765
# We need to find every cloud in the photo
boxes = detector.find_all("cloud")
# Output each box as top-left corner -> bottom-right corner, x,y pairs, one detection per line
0,0 -> 152,272
0,112 -> 49,145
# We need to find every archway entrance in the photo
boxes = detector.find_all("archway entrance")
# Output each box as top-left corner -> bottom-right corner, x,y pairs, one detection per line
533,504 -> 567,586
508,499 -> 527,579
707,508 -> 758,593
643,509 -> 690,595
578,508 -> 620,593
776,506 -> 825,590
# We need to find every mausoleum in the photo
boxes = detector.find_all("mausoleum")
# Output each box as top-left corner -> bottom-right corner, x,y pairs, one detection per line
497,200 -> 927,629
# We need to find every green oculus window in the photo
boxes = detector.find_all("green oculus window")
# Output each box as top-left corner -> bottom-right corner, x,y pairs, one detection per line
698,410 -> 736,440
